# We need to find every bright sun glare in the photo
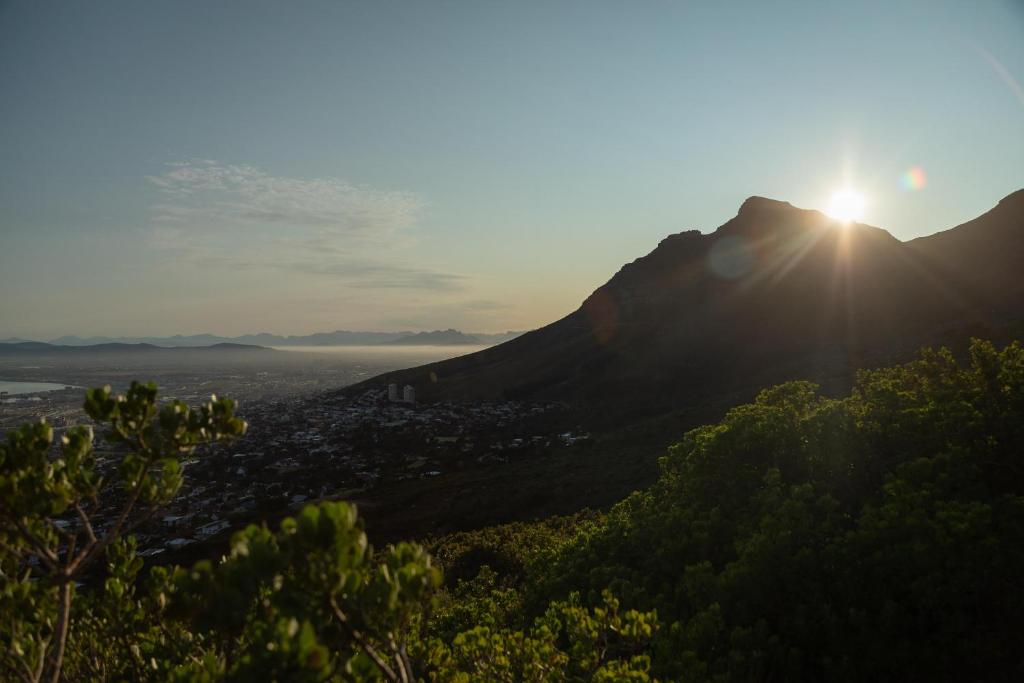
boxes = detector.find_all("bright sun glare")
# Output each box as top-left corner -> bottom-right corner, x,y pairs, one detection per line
825,188 -> 866,223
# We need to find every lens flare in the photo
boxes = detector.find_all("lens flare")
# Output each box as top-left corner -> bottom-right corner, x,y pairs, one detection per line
708,235 -> 755,279
900,167 -> 927,191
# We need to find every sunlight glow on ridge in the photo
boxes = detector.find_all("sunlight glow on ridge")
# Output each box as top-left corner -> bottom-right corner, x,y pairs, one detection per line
825,188 -> 866,223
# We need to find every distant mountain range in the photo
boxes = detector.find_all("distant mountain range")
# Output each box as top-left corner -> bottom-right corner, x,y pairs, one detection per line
379,330 -> 485,345
2,329 -> 523,348
358,189 -> 1024,422
0,341 -> 269,355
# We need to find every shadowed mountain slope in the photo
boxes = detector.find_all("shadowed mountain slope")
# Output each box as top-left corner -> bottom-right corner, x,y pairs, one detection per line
356,192 -> 1024,421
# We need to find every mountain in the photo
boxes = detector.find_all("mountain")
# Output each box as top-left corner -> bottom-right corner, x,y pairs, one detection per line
904,189 -> 1024,310
205,343 -> 272,351
0,342 -> 269,355
48,335 -> 172,346
42,329 -> 523,348
0,341 -> 54,350
356,191 -> 1024,421
46,332 -> 401,347
384,329 -> 481,345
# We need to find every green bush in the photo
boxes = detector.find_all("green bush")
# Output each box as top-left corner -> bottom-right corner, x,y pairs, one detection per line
530,340 -> 1024,680
0,383 -> 655,682
3,340 -> 1022,680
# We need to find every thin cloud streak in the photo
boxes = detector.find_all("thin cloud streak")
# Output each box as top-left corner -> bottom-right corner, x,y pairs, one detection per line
144,161 -> 466,292
971,43 -> 1024,110
151,241 -> 467,292
146,160 -> 424,239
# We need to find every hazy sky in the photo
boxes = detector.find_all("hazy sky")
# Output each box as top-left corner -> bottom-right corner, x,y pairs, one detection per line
2,0 -> 1022,339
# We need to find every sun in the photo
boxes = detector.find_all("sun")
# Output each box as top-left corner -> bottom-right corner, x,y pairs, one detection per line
825,188 -> 866,223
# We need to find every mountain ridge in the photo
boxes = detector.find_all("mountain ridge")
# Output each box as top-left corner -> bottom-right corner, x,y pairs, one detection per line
0,341 -> 270,354
15,329 -> 524,348
352,190 -> 1024,422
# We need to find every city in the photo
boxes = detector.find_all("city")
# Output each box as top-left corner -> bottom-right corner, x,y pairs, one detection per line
4,375 -> 590,571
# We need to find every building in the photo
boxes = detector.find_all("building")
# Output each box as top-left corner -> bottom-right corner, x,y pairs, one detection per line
403,385 -> 416,404
387,383 -> 399,402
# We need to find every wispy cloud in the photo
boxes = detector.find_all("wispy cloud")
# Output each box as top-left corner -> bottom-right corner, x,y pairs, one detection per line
147,160 -> 423,239
191,253 -> 466,291
971,43 -> 1024,110
294,261 -> 465,290
144,160 -> 464,291
462,299 -> 514,311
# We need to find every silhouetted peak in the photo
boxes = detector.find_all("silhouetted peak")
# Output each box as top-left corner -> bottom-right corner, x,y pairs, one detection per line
356,189 -> 1024,418
713,195 -> 828,242
655,230 -> 702,249
737,195 -> 797,216
728,195 -> 826,232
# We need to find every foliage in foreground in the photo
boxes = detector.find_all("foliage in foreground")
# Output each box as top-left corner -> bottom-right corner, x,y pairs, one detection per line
0,383 -> 247,682
531,339 -> 1024,680
0,382 -> 657,682
2,339 -> 1023,680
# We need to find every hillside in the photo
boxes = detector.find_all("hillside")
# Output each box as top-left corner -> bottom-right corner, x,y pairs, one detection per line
436,339 -> 1024,680
357,191 -> 1024,421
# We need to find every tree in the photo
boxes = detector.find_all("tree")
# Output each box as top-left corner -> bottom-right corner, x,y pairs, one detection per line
427,590 -> 659,682
1,381 -> 651,682
529,340 -> 1024,680
0,382 -> 246,682
166,501 -> 442,681
6,338 -> 1020,680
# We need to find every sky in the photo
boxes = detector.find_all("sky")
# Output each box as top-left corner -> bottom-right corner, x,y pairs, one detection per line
1,0 -> 1023,339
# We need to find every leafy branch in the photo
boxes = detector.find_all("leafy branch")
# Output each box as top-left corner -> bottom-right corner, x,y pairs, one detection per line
0,382 -> 246,683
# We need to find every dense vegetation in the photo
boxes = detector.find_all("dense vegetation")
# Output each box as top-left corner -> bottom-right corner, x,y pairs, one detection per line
528,339 -> 1024,680
2,340 -> 1022,681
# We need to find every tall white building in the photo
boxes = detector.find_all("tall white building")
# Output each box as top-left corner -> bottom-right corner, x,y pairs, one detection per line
403,385 -> 416,404
387,383 -> 399,402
